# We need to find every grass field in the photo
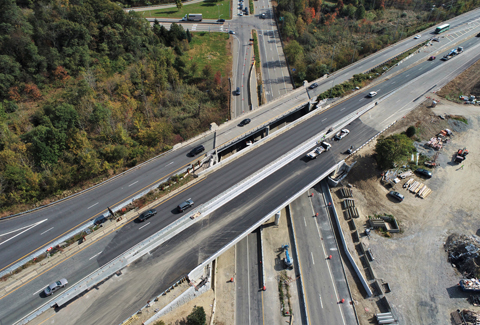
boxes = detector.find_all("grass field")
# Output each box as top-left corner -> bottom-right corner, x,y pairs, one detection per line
141,0 -> 230,20
186,32 -> 231,77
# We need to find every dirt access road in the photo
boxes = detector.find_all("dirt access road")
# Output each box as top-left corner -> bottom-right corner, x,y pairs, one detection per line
339,98 -> 480,325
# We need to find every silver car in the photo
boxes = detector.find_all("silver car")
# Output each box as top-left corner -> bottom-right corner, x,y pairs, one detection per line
44,278 -> 68,296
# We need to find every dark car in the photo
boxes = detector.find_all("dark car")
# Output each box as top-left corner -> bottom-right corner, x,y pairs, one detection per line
235,87 -> 241,95
138,209 -> 157,222
388,191 -> 404,202
429,56 -> 436,60
217,18 -> 225,22
93,215 -> 108,226
189,145 -> 205,156
238,118 -> 251,127
177,199 -> 194,212
416,168 -> 432,178
261,13 -> 266,19
44,278 -> 68,296
309,82 -> 318,89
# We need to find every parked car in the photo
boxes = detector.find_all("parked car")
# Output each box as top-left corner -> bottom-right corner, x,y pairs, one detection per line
177,199 -> 194,212
368,91 -> 377,98
217,18 -> 225,23
189,144 -> 205,156
238,118 -> 251,127
238,12 -> 243,16
415,168 -> 432,178
93,215 -> 107,226
388,191 -> 404,202
261,13 -> 266,19
432,37 -> 439,42
429,56 -> 436,60
309,82 -> 318,89
414,34 -> 421,39
44,278 -> 68,296
229,30 -> 235,34
138,209 -> 157,222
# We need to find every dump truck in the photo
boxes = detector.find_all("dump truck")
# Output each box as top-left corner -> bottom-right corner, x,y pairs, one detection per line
459,279 -> 480,292
306,141 -> 331,159
334,129 -> 350,140
181,14 -> 203,21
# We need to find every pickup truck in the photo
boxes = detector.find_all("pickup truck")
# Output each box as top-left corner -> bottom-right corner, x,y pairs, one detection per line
334,129 -> 350,140
306,141 -> 331,159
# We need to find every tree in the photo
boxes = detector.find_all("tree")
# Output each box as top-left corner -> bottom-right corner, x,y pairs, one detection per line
176,0 -> 183,11
406,126 -> 416,137
375,134 -> 415,169
296,17 -> 306,36
356,4 -> 366,20
186,306 -> 206,325
186,29 -> 192,43
284,40 -> 304,65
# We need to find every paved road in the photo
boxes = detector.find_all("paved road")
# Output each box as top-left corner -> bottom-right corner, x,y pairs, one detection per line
4,38 -> 480,323
290,189 -> 356,325
235,231 -> 263,325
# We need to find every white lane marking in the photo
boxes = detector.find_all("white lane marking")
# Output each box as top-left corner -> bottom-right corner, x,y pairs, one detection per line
0,219 -> 48,247
166,162 -> 174,167
89,251 -> 103,260
139,222 -> 150,230
330,248 -> 338,251
311,252 -> 315,265
322,118 -> 327,122
359,98 -> 364,101
40,227 -> 54,235
406,74 -> 410,77
129,181 -> 138,187
33,286 -> 46,295
304,217 -> 307,227
340,107 -> 345,111
392,81 -> 396,84
319,294 -> 324,308
87,202 -> 99,209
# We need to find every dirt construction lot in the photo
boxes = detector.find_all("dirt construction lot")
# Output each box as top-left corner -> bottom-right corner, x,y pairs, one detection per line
340,98 -> 480,325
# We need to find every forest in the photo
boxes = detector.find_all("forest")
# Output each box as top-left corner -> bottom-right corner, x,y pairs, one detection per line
277,0 -> 480,85
0,0 -> 229,212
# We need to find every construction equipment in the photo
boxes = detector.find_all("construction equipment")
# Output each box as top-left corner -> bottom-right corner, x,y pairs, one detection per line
455,147 -> 469,163
425,152 -> 439,168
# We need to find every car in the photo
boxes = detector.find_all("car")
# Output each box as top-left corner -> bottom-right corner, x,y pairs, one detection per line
177,199 -> 194,212
432,37 -> 439,42
229,30 -> 235,35
238,118 -> 251,127
368,91 -> 377,98
138,209 -> 157,222
235,87 -> 240,95
239,12 -> 243,16
309,82 -> 318,89
415,168 -> 432,178
93,215 -> 107,226
414,34 -> 421,39
44,278 -> 68,296
388,191 -> 404,202
261,13 -> 266,19
429,56 -> 436,60
189,144 -> 205,156
217,18 -> 225,23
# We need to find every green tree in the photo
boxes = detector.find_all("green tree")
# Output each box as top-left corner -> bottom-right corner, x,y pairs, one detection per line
356,4 -> 366,19
406,126 -> 416,137
186,306 -> 206,325
176,0 -> 183,10
375,134 -> 415,169
284,40 -> 304,65
186,29 -> 192,43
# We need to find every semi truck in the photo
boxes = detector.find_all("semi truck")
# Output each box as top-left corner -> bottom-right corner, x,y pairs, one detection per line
306,141 -> 331,159
181,14 -> 203,21
441,47 -> 463,61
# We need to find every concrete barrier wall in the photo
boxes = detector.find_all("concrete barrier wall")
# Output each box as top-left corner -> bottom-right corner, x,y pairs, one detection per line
321,182 -> 373,298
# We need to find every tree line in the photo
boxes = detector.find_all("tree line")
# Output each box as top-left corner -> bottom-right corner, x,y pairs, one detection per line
0,0 -> 229,211
276,0 -> 480,85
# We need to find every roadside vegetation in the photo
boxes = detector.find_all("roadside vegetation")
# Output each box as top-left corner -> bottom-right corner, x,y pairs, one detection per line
139,0 -> 231,19
0,0 -> 230,213
276,0 -> 480,86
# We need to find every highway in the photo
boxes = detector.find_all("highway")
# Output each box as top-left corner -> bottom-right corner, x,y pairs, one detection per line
235,231 -> 263,325
290,186 -> 356,325
1,14 -> 480,324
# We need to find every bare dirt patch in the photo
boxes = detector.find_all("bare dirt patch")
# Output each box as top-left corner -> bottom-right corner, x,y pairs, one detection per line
336,97 -> 480,325
437,58 -> 480,102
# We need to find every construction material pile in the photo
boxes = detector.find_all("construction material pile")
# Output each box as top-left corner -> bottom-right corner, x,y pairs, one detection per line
403,178 -> 432,198
426,137 -> 443,150
445,234 -> 480,278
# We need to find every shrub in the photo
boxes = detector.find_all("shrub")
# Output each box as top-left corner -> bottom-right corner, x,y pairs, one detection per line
406,126 -> 416,137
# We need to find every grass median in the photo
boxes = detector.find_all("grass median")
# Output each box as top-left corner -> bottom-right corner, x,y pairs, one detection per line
140,0 -> 230,19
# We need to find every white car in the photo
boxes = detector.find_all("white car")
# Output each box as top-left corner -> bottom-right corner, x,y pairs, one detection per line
44,278 -> 68,296
414,34 -> 421,39
368,91 -> 377,98
239,12 -> 243,16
